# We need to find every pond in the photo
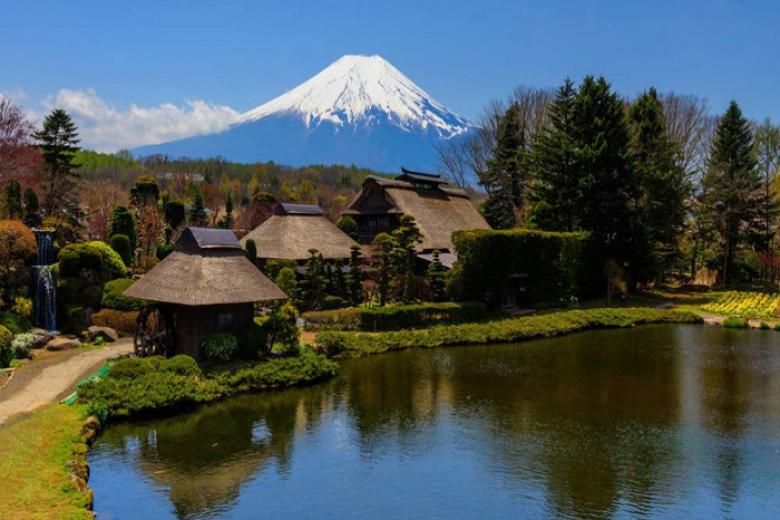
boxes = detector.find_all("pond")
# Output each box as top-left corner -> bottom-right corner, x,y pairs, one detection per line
89,324 -> 780,519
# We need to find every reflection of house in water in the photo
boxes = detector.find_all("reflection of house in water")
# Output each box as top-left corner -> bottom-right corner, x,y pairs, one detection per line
343,168 -> 489,267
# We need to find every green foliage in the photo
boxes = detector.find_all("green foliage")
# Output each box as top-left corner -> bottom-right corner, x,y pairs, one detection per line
22,187 -> 40,226
244,239 -> 257,264
346,245 -> 364,305
303,301 -> 491,332
34,108 -> 81,217
163,199 -> 186,229
101,278 -> 144,310
371,232 -> 394,306
64,305 -> 88,333
263,258 -> 296,280
202,333 -> 238,362
337,216 -> 359,240
321,295 -> 348,310
11,332 -> 35,359
0,311 -> 31,335
426,250 -> 448,301
760,321 -> 770,330
109,206 -> 136,249
264,302 -> 300,351
274,267 -> 298,299
391,215 -> 422,303
58,243 -> 104,278
87,240 -> 128,278
723,317 -> 749,329
450,228 -> 589,307
130,175 -> 159,208
188,191 -> 207,226
160,355 -> 202,376
0,325 -> 13,368
109,234 -> 133,266
11,296 -> 32,319
3,179 -> 22,219
315,308 -> 702,357
237,320 -> 268,358
155,243 -> 174,260
79,351 -> 338,419
299,249 -> 326,310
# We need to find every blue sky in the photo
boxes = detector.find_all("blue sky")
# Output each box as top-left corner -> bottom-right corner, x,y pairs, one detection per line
2,0 -> 779,150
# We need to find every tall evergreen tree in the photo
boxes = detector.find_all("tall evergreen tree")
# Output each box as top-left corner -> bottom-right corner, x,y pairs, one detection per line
391,215 -> 422,303
628,87 -> 689,282
371,233 -> 394,307
426,250 -> 448,302
22,187 -> 41,227
109,205 -> 136,249
34,109 -> 80,218
481,104 -> 524,228
702,101 -> 761,284
2,179 -> 22,220
188,192 -> 207,226
531,78 -> 579,231
346,245 -> 364,306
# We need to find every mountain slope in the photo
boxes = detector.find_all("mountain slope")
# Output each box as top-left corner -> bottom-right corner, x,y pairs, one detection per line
133,55 -> 474,173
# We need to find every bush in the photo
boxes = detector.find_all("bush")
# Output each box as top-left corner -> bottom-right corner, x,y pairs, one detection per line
91,308 -> 139,336
58,243 -> 105,278
0,325 -> 13,368
0,220 -> 37,265
108,356 -> 164,379
0,311 -> 31,335
203,333 -> 238,362
109,234 -> 133,266
237,320 -> 268,358
337,216 -> 359,240
11,297 -> 32,319
156,243 -> 174,261
723,317 -> 749,329
160,355 -> 201,376
264,259 -> 297,280
450,229 -> 591,307
760,321 -> 770,330
102,278 -> 144,311
321,295 -> 349,310
265,302 -> 300,350
11,333 -> 35,359
63,305 -> 89,333
303,301 -> 491,331
88,241 -> 128,279
315,308 -> 702,357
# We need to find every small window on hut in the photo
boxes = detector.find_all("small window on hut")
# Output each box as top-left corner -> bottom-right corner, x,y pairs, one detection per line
216,312 -> 234,332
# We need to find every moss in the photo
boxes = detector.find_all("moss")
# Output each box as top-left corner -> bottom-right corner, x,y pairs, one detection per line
723,317 -> 749,329
315,307 -> 703,357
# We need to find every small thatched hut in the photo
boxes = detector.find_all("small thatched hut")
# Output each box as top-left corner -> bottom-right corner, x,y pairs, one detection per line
342,168 -> 489,267
124,227 -> 286,358
239,203 -> 358,261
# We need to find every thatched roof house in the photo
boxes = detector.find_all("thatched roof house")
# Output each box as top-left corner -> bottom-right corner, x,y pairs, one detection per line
343,168 -> 489,258
125,227 -> 285,358
239,203 -> 358,261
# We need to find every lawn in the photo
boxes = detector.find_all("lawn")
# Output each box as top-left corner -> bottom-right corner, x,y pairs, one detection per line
0,404 -> 92,520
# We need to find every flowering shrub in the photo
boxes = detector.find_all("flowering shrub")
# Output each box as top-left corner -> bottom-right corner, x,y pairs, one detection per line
701,291 -> 780,319
11,333 -> 35,358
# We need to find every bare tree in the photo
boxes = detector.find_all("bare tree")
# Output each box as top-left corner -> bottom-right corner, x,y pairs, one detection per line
659,93 -> 717,178
0,98 -> 42,192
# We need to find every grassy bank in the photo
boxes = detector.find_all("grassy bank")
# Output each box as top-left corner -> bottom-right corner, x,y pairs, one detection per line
78,350 -> 339,420
0,404 -> 93,520
315,307 -> 702,357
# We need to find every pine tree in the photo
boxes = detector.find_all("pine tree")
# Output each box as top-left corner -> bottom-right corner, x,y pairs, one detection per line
481,104 -> 523,228
300,249 -> 326,310
702,101 -> 761,285
426,250 -> 447,301
531,78 -> 579,231
244,239 -> 257,265
2,179 -> 22,220
219,193 -> 234,229
346,244 -> 364,305
188,192 -> 207,226
371,233 -> 394,306
628,87 -> 689,282
109,205 -> 136,250
22,187 -> 41,228
34,109 -> 81,218
391,215 -> 422,303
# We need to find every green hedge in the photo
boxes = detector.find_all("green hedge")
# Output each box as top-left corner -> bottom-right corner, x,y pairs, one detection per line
315,307 -> 702,357
101,278 -> 144,311
78,351 -> 338,419
449,229 -> 591,307
302,301 -> 491,331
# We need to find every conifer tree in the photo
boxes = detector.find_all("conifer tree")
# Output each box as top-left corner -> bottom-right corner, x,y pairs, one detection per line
300,249 -> 326,310
481,104 -> 523,228
2,179 -> 22,220
391,215 -> 422,303
426,250 -> 447,301
371,233 -> 394,306
34,109 -> 80,217
346,245 -> 364,305
702,101 -> 761,284
188,192 -> 207,226
109,205 -> 136,250
22,187 -> 40,227
244,239 -> 257,265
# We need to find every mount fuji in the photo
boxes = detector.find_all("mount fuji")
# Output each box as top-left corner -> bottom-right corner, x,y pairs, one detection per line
132,55 -> 474,173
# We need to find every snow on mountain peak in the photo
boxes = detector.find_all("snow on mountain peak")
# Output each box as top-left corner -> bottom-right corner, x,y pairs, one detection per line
238,54 -> 471,138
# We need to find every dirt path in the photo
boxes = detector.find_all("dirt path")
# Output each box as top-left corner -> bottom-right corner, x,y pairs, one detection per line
0,339 -> 133,425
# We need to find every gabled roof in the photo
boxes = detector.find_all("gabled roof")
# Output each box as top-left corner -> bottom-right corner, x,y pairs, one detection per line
398,167 -> 448,185
240,208 -> 358,260
124,227 -> 286,305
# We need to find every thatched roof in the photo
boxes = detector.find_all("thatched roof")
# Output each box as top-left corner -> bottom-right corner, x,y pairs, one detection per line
239,204 -> 358,261
124,227 -> 286,305
345,174 -> 489,252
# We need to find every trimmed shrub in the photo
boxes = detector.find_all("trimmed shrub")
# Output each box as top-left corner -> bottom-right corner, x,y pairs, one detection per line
102,278 -> 144,310
160,355 -> 201,376
337,216 -> 359,240
108,356 -> 164,379
450,229 -> 591,307
91,308 -> 139,336
203,333 -> 238,362
264,259 -> 297,280
237,320 -> 268,358
0,325 -> 13,368
0,311 -> 31,335
303,301 -> 491,331
723,317 -> 748,329
88,240 -> 128,279
11,333 -> 35,359
315,308 -> 702,357
58,243 -> 105,278
110,234 -> 133,266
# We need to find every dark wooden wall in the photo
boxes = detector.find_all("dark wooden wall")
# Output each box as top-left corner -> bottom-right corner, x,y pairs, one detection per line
164,303 -> 254,359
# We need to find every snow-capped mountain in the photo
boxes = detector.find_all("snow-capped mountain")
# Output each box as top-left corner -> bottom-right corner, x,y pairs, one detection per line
133,55 -> 474,173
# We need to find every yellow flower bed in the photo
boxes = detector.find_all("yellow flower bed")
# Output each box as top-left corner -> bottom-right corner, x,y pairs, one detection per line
701,291 -> 780,319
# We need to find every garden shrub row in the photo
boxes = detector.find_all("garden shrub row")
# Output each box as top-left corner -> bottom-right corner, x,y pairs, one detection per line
302,301 -> 491,331
78,350 -> 338,419
315,307 -> 702,357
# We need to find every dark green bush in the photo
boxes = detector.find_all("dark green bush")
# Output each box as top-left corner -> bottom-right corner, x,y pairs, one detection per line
102,278 -> 144,310
723,317 -> 748,329
0,325 -> 13,368
160,355 -> 201,376
303,301 -> 491,331
315,308 -> 702,357
63,305 -> 89,333
760,321 -> 770,330
237,320 -> 268,358
108,356 -> 164,379
449,229 -> 591,307
110,234 -> 133,266
58,243 -> 105,278
321,295 -> 349,310
0,311 -> 31,335
203,333 -> 238,362
88,241 -> 128,279
156,243 -> 174,260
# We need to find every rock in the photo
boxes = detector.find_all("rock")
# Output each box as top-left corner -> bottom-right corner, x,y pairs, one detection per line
29,328 -> 56,349
46,337 -> 81,351
82,326 -> 118,343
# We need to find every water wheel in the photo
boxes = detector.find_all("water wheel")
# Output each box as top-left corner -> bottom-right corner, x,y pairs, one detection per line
134,307 -> 174,357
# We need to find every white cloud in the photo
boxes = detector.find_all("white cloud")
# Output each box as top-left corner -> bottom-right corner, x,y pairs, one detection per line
42,88 -> 240,152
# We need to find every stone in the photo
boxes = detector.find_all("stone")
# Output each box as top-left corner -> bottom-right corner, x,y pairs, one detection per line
46,337 -> 82,351
29,328 -> 56,349
83,326 -> 119,343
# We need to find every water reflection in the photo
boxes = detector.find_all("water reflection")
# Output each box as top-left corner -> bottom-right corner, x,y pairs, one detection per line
91,325 -> 780,519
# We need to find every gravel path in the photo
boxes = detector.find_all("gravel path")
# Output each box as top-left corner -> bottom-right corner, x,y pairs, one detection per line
0,339 -> 133,425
